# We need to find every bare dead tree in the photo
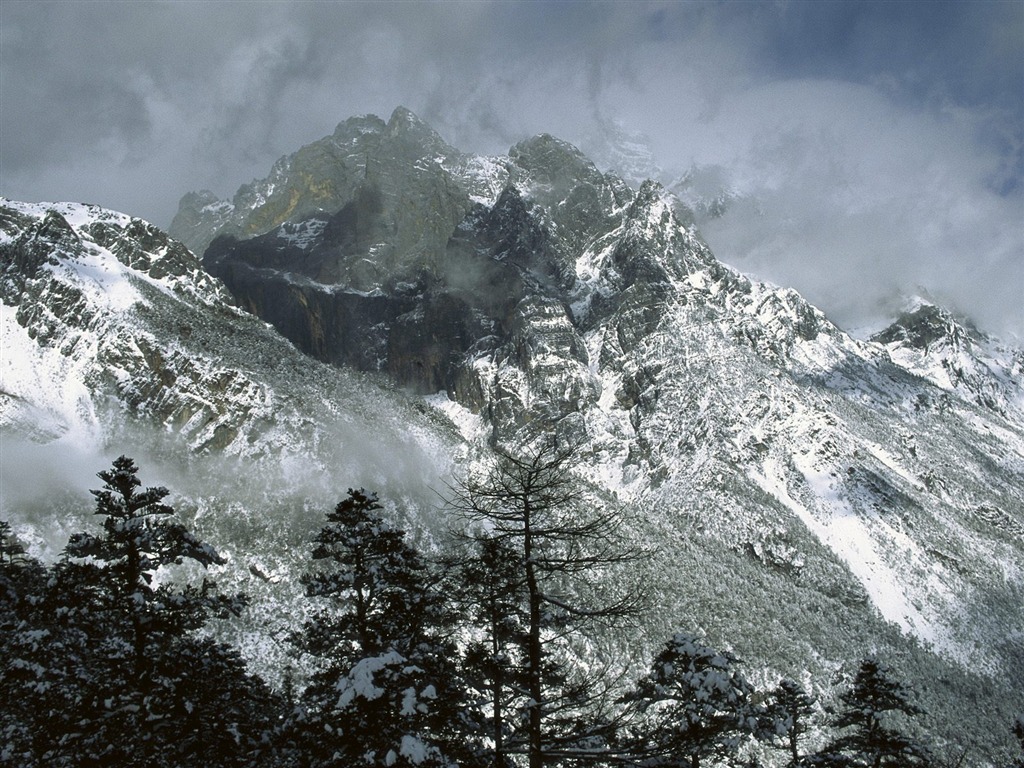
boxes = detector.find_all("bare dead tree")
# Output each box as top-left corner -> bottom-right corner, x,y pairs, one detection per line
446,439 -> 646,768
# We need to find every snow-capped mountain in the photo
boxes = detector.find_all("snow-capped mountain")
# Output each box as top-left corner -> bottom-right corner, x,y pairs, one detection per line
172,110 -> 1024,757
2,108 -> 1022,760
872,300 -> 1024,419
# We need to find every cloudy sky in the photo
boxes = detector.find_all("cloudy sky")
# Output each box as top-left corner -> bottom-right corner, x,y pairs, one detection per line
1,0 -> 1022,337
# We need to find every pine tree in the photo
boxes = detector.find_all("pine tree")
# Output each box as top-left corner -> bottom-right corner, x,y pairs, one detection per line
1,457 -> 277,767
765,678 -> 817,767
819,657 -> 931,767
625,632 -> 760,768
64,455 -> 231,679
290,488 -> 478,767
446,440 -> 643,768
446,536 -> 531,768
0,524 -> 57,767
0,520 -> 27,564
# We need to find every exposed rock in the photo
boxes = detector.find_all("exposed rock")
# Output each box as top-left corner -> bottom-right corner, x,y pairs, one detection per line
189,111 -> 714,442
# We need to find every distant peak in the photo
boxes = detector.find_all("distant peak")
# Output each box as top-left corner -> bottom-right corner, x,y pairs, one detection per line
385,106 -> 444,140
332,113 -> 387,139
508,134 -> 604,190
871,302 -> 982,350
387,105 -> 422,126
510,133 -> 590,165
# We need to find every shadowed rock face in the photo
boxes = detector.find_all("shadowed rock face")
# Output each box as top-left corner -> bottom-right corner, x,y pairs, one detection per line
193,109 -> 691,420
201,185 -> 571,399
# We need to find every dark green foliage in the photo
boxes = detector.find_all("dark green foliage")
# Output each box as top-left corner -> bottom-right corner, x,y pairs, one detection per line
0,533 -> 56,766
289,488 -> 479,767
1,463 -> 996,767
765,678 -> 818,767
818,657 -> 931,767
447,536 -> 531,768
624,632 -> 760,768
64,456 -> 231,672
0,458 -> 277,767
0,520 -> 27,564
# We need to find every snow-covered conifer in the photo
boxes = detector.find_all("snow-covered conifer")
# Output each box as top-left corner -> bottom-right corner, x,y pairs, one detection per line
625,632 -> 760,768
818,657 -> 931,767
290,488 -> 478,767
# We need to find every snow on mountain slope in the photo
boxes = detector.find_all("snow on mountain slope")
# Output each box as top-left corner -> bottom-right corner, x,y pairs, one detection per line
0,196 -> 469,559
1,195 -> 480,678
178,112 -> 1024,759
5,108 -> 1022,758
566,204 -> 1024,668
872,300 -> 1024,419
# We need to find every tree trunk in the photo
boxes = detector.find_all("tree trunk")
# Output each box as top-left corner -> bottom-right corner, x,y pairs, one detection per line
491,597 -> 504,768
127,542 -> 146,679
524,500 -> 543,768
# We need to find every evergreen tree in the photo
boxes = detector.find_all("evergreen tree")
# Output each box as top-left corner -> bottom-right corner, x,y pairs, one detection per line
64,455 -> 232,678
764,678 -> 817,767
0,524 -> 58,766
446,440 -> 643,768
446,536 -> 531,768
625,632 -> 760,768
290,488 -> 478,767
1,458 -> 277,767
0,520 -> 27,564
818,657 -> 931,767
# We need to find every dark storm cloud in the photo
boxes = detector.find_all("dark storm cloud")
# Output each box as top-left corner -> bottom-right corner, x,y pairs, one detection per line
1,0 -> 1021,336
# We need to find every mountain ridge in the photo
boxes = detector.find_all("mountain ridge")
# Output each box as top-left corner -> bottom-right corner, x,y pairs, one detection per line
2,108 -> 1023,761
168,108 -> 1024,687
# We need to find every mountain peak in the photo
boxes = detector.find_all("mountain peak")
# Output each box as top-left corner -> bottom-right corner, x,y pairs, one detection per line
1,199 -> 225,306
331,112 -> 387,140
871,299 -> 1024,416
387,105 -> 426,130
871,302 -> 981,352
173,108 -> 465,257
509,133 -> 605,193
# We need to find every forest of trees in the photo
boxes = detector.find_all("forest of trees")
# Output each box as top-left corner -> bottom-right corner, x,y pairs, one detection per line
1,452 -> 1021,767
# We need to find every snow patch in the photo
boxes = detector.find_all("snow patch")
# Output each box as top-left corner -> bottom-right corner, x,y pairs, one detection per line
750,459 -> 971,664
424,392 -> 488,443
0,301 -> 102,448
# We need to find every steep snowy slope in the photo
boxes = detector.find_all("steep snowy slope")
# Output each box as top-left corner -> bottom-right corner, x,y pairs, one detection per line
170,109 -> 1024,760
872,300 -> 1024,419
1,198 -> 460,471
0,197 -> 471,670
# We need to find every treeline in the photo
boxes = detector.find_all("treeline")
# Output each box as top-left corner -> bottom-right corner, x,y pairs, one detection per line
1,451 -> 1021,768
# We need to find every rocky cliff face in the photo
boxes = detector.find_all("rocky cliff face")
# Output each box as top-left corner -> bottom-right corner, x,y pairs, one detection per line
0,198 -> 460,473
182,110 -> 706,426
872,301 -> 1024,417
174,112 -> 1024,697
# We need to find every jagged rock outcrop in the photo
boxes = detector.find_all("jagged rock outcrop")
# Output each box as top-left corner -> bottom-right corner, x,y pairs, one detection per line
173,108 -> 471,264
873,301 -> 1024,417
186,110 -> 714,432
0,199 -> 459,467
